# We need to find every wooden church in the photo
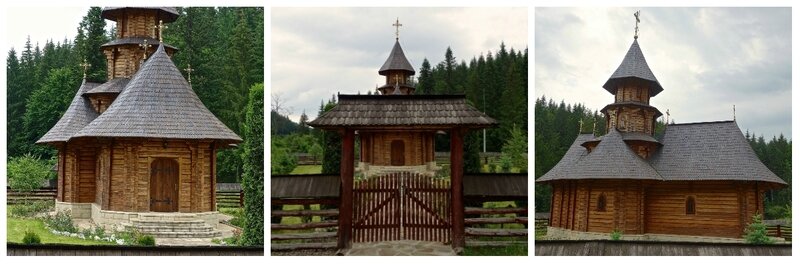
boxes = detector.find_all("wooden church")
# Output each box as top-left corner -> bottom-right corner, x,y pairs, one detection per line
537,15 -> 786,239
308,20 -> 497,249
37,7 -> 241,238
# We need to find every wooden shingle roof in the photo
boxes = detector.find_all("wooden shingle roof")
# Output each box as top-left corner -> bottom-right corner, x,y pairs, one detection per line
73,44 -> 241,143
84,78 -> 129,95
36,81 -> 101,144
307,94 -> 497,129
650,121 -> 786,185
537,134 -> 594,182
379,40 -> 415,75
101,7 -> 179,23
271,174 -> 340,198
603,39 -> 663,96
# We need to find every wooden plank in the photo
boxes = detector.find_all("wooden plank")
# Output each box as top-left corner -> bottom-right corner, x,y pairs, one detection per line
465,207 -> 527,215
271,220 -> 338,230
466,240 -> 527,247
464,217 -> 527,225
271,198 -> 339,206
465,228 -> 527,237
270,231 -> 338,240
271,209 -> 339,217
270,242 -> 337,251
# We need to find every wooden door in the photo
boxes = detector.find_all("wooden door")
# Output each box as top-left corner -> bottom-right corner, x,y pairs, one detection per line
150,158 -> 178,212
391,140 -> 404,166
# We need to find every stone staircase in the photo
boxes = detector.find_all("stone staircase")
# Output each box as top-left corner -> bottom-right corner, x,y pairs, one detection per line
125,213 -> 222,238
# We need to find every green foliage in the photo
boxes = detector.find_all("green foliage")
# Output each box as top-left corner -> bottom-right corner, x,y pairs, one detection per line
9,200 -> 54,218
22,67 -> 80,158
240,83 -> 264,246
7,154 -> 54,192
320,100 -> 342,174
136,235 -> 156,246
501,125 -> 528,171
784,204 -> 791,222
22,230 -> 42,244
44,210 -> 78,233
744,214 -> 773,244
610,230 -> 622,241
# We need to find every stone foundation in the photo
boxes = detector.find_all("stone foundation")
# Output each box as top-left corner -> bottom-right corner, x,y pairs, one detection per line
55,202 -> 220,230
545,227 -> 781,243
358,162 -> 440,177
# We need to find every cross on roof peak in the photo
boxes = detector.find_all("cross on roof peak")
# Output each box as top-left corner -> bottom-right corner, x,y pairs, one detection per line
79,58 -> 91,80
154,20 -> 167,43
393,17 -> 403,40
634,10 -> 641,39
184,63 -> 195,85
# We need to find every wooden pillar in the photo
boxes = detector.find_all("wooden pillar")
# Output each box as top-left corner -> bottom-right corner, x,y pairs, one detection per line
450,128 -> 465,249
338,129 -> 355,249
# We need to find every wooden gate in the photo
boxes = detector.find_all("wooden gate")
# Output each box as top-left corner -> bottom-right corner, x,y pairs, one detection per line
150,158 -> 179,212
353,172 -> 451,243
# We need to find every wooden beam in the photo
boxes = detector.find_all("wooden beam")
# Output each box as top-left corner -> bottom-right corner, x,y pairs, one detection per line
465,228 -> 527,237
271,209 -> 339,217
271,198 -> 339,206
270,231 -> 337,240
450,128 -> 465,249
466,240 -> 527,247
271,220 -> 339,230
337,129 -> 355,249
464,217 -> 527,225
465,207 -> 527,215
270,242 -> 337,251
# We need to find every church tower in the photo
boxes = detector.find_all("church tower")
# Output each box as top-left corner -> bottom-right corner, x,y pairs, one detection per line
599,11 -> 663,158
377,18 -> 416,95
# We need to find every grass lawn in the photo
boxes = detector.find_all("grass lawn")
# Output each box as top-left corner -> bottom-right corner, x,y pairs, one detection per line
290,165 -> 322,174
462,244 -> 528,256
7,217 -> 115,245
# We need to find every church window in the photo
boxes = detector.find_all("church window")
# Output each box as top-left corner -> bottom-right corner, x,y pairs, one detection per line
686,196 -> 696,215
597,194 -> 607,212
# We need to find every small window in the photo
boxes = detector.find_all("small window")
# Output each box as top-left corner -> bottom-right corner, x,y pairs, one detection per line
686,196 -> 696,215
596,194 -> 607,212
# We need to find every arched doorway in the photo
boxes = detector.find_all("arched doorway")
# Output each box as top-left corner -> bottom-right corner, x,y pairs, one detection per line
150,158 -> 179,212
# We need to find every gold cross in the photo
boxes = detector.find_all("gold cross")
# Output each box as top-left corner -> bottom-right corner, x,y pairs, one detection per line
393,18 -> 402,39
579,119 -> 584,133
634,10 -> 641,39
592,117 -> 597,135
666,109 -> 670,124
154,20 -> 167,43
79,59 -> 91,79
184,63 -> 195,84
733,105 -> 736,121
139,39 -> 152,60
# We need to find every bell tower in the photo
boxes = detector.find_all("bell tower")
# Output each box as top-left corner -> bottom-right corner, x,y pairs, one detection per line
377,18 -> 416,95
100,7 -> 179,80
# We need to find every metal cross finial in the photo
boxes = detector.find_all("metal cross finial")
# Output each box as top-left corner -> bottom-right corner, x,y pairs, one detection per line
184,64 -> 195,84
592,117 -> 597,135
634,10 -> 641,39
393,17 -> 403,40
666,109 -> 670,124
733,105 -> 736,121
579,119 -> 584,134
139,39 -> 152,61
154,20 -> 167,43
79,58 -> 91,80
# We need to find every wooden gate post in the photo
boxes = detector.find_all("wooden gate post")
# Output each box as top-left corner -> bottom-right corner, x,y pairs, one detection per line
450,128 -> 465,249
338,128 -> 355,249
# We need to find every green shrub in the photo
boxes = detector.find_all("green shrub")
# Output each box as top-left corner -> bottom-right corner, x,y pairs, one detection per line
22,230 -> 41,244
499,155 -> 513,173
7,154 -> 54,192
44,210 -> 77,233
610,230 -> 622,241
137,235 -> 156,246
765,205 -> 786,220
9,200 -> 54,218
744,214 -> 773,244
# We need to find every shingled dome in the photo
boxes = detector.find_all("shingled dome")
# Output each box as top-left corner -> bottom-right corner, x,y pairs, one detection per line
308,94 -> 497,128
36,81 -> 101,144
650,121 -> 786,185
101,7 -> 179,23
568,129 -> 662,181
378,40 -> 415,75
536,134 -> 594,182
603,39 -> 663,96
73,44 -> 241,143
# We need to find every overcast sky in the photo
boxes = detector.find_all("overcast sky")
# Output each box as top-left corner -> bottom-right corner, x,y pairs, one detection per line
536,7 -> 791,139
272,7 -> 528,122
6,7 -> 91,52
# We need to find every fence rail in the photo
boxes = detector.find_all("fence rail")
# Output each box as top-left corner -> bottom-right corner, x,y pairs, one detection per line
766,225 -> 792,242
535,240 -> 791,256
6,188 -> 56,204
464,201 -> 528,248
271,197 -> 340,251
7,243 -> 264,256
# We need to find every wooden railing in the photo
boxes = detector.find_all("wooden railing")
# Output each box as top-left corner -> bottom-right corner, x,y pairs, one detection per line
767,225 -> 792,242
464,200 -> 528,247
271,198 -> 339,251
6,188 -> 57,204
216,190 -> 243,208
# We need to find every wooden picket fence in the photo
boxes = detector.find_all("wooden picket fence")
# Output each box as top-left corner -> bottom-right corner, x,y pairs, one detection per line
6,188 -> 57,204
270,197 -> 339,251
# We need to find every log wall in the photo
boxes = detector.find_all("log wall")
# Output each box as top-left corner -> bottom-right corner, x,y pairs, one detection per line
549,180 -> 766,238
359,131 -> 435,166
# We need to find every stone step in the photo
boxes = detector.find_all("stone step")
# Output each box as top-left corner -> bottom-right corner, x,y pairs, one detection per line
134,226 -> 215,233
140,230 -> 223,238
130,219 -> 208,227
137,214 -> 198,221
